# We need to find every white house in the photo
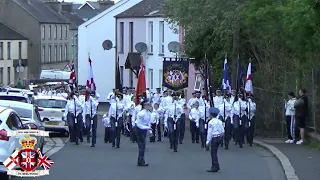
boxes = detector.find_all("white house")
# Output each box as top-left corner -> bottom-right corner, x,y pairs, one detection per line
78,0 -> 143,102
114,0 -> 179,93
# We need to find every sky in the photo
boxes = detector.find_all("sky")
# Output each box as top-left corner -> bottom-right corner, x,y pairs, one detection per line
61,0 -> 120,3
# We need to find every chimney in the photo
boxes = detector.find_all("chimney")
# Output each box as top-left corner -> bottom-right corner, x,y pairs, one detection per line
61,2 -> 73,12
98,0 -> 114,11
43,0 -> 61,12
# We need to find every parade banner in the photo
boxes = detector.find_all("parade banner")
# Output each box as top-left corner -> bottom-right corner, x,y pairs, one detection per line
162,59 -> 189,91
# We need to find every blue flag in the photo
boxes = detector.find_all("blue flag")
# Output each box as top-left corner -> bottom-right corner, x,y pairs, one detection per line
222,58 -> 231,94
237,63 -> 244,92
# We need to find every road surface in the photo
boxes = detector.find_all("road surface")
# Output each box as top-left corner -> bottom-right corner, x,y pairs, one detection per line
14,115 -> 286,180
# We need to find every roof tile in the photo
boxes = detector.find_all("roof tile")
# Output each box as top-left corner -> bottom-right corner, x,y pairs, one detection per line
115,0 -> 164,18
0,21 -> 28,40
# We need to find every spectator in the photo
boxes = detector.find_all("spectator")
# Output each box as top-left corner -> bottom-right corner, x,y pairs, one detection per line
294,88 -> 308,145
284,92 -> 297,143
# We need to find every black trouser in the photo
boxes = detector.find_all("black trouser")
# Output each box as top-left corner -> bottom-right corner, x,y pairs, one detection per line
104,127 -> 111,143
67,113 -> 83,143
168,118 -> 180,150
246,116 -> 255,145
218,116 -> 224,147
224,117 -> 232,148
85,114 -> 98,145
156,119 -> 162,141
190,120 -> 199,143
136,127 -> 147,164
149,123 -> 157,142
199,119 -> 207,147
210,136 -> 223,170
179,114 -> 185,143
286,115 -> 295,140
233,115 -> 247,147
110,116 -> 123,147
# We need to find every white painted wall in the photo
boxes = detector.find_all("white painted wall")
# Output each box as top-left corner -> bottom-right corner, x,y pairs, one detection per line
78,0 -> 142,102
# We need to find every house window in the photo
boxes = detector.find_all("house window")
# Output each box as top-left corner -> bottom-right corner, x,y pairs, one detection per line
54,46 -> 57,61
42,46 -> 45,63
120,66 -> 124,85
65,26 -> 68,38
148,21 -> 153,53
54,25 -> 57,39
120,22 -> 124,52
0,42 -> 3,59
149,69 -> 153,89
0,67 -> 3,84
194,73 -> 202,91
18,42 -> 22,59
48,45 -> 51,62
159,70 -> 163,90
60,25 -> 63,39
59,45 -> 62,61
7,42 -> 10,59
41,25 -> 45,39
129,22 -> 133,52
49,25 -> 51,39
7,67 -> 10,85
64,45 -> 67,60
159,21 -> 165,54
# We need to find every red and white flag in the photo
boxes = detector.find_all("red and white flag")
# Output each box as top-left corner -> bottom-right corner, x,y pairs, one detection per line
245,62 -> 253,94
3,150 -> 19,170
68,61 -> 77,92
86,57 -> 96,101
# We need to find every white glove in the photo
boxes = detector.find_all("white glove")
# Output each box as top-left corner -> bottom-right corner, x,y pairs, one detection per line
206,141 -> 210,146
196,122 -> 199,127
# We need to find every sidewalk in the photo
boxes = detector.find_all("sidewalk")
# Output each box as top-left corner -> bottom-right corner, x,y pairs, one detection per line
257,139 -> 320,180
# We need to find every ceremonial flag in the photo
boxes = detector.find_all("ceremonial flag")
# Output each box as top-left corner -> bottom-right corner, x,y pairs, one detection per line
37,151 -> 54,170
86,57 -> 96,101
69,61 -> 77,92
135,57 -> 146,105
245,62 -> 253,94
236,62 -> 244,93
3,150 -> 19,170
222,58 -> 231,94
115,56 -> 123,92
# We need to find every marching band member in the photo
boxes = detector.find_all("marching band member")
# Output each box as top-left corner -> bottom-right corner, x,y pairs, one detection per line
187,92 -> 197,110
189,101 -> 200,143
107,89 -> 117,105
195,91 -> 204,106
84,90 -> 99,147
135,100 -> 152,167
149,106 -> 159,142
124,96 -> 135,137
205,107 -> 225,173
160,91 -> 169,137
63,91 -> 84,145
213,89 -> 224,108
232,94 -> 247,148
164,92 -> 183,152
123,87 -> 132,105
131,95 -> 144,143
230,90 -> 237,104
198,101 -> 210,148
218,94 -> 233,149
178,91 -> 187,144
246,94 -> 256,146
154,103 -> 165,141
108,93 -> 125,148
103,113 -> 112,143
152,88 -> 162,105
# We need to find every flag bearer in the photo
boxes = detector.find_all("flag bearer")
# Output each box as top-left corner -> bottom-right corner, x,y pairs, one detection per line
218,94 -> 233,149
246,94 -> 256,146
108,93 -> 125,148
189,101 -> 200,143
232,94 -> 247,148
205,107 -> 225,173
164,92 -> 183,152
149,105 -> 159,142
63,92 -> 84,145
178,91 -> 187,144
135,100 -> 152,167
198,102 -> 210,148
125,96 -> 135,137
84,91 -> 99,147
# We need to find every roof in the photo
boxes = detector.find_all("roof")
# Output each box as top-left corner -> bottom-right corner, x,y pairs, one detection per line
34,96 -> 66,101
115,0 -> 164,18
13,0 -> 70,24
73,9 -> 101,20
72,3 -> 82,9
0,21 -> 28,40
0,100 -> 33,109
60,11 -> 85,30
78,1 -> 100,9
0,92 -> 26,97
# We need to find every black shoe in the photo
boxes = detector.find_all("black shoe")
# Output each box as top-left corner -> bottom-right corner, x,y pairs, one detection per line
76,142 -> 79,145
225,146 -> 229,150
240,144 -> 243,148
179,141 -> 183,144
192,141 -> 195,143
80,139 -> 84,142
249,144 -> 253,146
206,168 -> 218,172
91,144 -> 95,147
174,149 -> 178,152
112,144 -> 115,147
157,139 -> 161,142
137,162 -> 149,167
196,141 -> 199,143
116,146 -> 120,148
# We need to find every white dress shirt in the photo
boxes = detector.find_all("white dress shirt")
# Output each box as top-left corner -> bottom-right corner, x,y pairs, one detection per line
213,96 -> 224,108
206,117 -> 225,145
135,109 -> 152,130
152,93 -> 162,105
84,96 -> 99,117
247,99 -> 257,120
164,101 -> 183,125
125,101 -> 135,116
195,97 -> 204,106
108,100 -> 125,120
132,105 -> 142,126
233,100 -> 247,117
189,108 -> 200,126
63,97 -> 83,119
187,98 -> 197,110
150,110 -> 160,124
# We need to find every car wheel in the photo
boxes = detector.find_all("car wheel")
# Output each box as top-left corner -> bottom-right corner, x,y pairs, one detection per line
64,131 -> 69,137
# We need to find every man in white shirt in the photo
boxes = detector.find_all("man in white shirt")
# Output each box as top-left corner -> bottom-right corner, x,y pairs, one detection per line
152,88 -> 162,105
232,93 -> 247,148
213,89 -> 224,108
84,91 -> 99,147
107,89 -> 116,105
230,90 -> 236,104
245,94 -> 256,146
206,107 -> 224,172
108,93 -> 125,148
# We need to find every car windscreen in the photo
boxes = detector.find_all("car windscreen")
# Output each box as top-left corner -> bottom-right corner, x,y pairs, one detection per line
34,99 -> 67,109
0,96 -> 28,103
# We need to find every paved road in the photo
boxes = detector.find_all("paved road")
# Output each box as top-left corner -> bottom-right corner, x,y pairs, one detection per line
16,115 -> 286,180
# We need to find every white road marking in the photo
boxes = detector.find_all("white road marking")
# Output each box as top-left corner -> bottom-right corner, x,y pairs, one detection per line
42,137 -> 67,156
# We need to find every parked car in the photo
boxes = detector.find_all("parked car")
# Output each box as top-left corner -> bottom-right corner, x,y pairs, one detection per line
34,96 -> 68,135
0,92 -> 29,103
0,106 -> 41,180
